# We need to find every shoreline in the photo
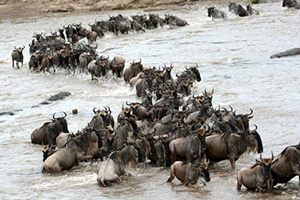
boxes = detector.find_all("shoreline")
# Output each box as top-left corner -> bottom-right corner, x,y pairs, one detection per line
0,0 -> 194,21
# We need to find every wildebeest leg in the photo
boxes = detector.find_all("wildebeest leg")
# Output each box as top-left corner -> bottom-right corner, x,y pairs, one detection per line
228,156 -> 235,170
12,59 -> 14,68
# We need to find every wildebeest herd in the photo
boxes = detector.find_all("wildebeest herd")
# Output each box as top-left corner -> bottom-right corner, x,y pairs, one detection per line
10,0 -> 300,193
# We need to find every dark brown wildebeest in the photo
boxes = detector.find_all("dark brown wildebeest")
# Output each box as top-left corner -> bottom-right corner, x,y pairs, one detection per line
208,7 -> 228,19
228,2 -> 249,17
42,132 -> 92,174
11,45 -> 25,69
169,127 -> 207,164
123,59 -> 143,83
237,153 -> 277,192
41,54 -> 55,73
93,106 -> 115,128
31,112 -> 69,145
167,161 -> 210,186
110,56 -> 125,78
282,0 -> 300,9
135,136 -> 151,167
205,124 -> 263,170
271,142 -> 300,187
97,145 -> 138,186
126,102 -> 150,120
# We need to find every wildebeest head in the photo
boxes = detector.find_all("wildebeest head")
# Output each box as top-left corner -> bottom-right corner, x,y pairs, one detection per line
52,112 -> 69,133
255,152 -> 277,180
247,125 -> 263,153
198,162 -> 210,182
208,7 -> 215,17
14,45 -> 25,53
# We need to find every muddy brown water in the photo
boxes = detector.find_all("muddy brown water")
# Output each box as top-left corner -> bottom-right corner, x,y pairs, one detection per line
0,1 -> 300,200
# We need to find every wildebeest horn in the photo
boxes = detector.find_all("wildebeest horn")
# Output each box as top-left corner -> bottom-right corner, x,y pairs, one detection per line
62,111 -> 67,118
106,106 -> 111,114
53,112 -> 57,119
271,151 -> 274,161
14,46 -> 17,50
247,108 -> 253,116
139,58 -> 142,63
254,124 -> 258,131
260,153 -> 263,162
229,105 -> 233,112
22,45 -> 25,49
126,101 -> 131,106
93,107 -> 97,114
176,73 -> 180,78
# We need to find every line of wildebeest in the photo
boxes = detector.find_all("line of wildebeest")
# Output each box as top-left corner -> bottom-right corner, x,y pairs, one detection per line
11,2 -> 300,192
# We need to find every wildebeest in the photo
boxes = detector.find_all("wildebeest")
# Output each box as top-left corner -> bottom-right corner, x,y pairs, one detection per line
41,54 -> 55,73
208,7 -> 228,19
11,45 -> 25,69
205,123 -> 263,170
169,127 -> 207,164
97,145 -> 138,186
31,112 -> 69,145
42,132 -> 92,174
237,153 -> 277,192
110,56 -> 125,78
228,2 -> 249,17
135,136 -> 151,167
271,142 -> 300,187
282,0 -> 300,9
167,161 -> 210,186
123,59 -> 143,83
165,14 -> 188,26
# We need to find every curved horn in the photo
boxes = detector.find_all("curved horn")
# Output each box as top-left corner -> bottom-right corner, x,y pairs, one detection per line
126,101 -> 131,106
254,124 -> 258,131
62,111 -> 67,118
22,45 -> 25,49
247,108 -> 253,116
106,106 -> 111,114
229,105 -> 233,112
14,45 -> 17,50
53,112 -> 57,119
139,58 -> 142,63
271,151 -> 274,161
260,153 -> 263,162
93,107 -> 97,114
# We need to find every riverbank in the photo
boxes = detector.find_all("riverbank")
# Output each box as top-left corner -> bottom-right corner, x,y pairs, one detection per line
0,0 -> 194,20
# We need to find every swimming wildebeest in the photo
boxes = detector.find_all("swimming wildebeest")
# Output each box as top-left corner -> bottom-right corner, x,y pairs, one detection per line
11,45 -> 25,69
42,132 -> 92,174
97,145 -> 138,186
207,7 -> 228,19
31,112 -> 69,145
237,153 -> 277,192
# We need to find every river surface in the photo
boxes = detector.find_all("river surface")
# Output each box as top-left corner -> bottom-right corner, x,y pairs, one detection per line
0,1 -> 300,199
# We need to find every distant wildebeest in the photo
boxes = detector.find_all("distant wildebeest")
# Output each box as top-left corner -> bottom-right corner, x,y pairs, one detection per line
237,153 -> 277,192
271,142 -> 300,187
165,14 -> 188,26
11,45 -> 25,69
167,161 -> 210,186
110,56 -> 125,78
282,0 -> 300,9
123,59 -> 143,83
208,7 -> 228,19
31,112 -> 69,145
228,2 -> 249,17
97,145 -> 138,186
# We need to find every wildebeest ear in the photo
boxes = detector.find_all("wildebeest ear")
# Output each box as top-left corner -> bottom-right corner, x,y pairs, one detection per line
255,159 -> 262,165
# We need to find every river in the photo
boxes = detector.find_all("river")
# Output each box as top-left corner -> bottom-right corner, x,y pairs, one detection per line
0,1 -> 299,199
